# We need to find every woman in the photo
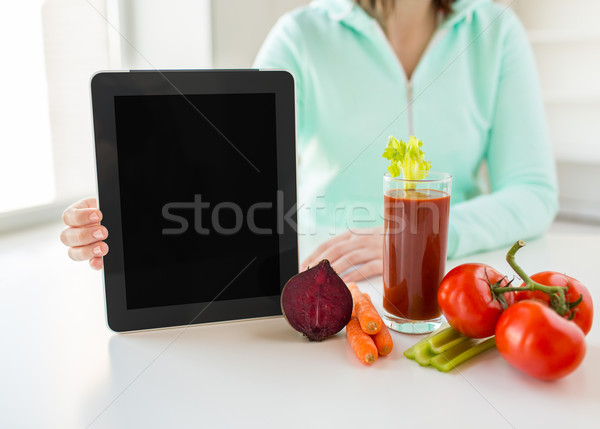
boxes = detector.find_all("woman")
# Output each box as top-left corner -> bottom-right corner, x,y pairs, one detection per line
60,0 -> 557,282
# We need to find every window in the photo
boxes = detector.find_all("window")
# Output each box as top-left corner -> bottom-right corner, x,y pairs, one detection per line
510,0 -> 600,163
0,1 -> 55,213
0,0 -> 213,230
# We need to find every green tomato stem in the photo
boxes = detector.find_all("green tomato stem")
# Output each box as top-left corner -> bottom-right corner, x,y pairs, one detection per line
492,240 -> 569,315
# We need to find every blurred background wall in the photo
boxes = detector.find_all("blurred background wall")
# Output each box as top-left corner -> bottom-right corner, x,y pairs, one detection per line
1,0 -> 598,231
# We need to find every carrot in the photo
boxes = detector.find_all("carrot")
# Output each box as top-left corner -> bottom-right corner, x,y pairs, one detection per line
373,328 -> 394,356
347,283 -> 383,335
362,293 -> 394,356
346,317 -> 378,365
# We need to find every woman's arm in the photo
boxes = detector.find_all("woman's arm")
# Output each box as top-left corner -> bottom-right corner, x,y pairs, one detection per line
448,12 -> 558,258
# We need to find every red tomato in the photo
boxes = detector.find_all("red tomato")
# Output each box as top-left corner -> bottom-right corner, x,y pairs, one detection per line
495,300 -> 586,380
513,271 -> 593,335
438,263 -> 513,338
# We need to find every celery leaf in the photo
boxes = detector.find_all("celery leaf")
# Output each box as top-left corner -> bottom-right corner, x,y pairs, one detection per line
382,135 -> 431,180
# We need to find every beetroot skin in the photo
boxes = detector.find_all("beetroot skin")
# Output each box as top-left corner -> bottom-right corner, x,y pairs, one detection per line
281,260 -> 353,341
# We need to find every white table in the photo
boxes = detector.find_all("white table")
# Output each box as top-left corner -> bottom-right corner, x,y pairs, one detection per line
1,221 -> 599,428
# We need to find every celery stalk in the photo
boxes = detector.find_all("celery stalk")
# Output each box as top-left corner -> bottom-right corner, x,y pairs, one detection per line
382,136 -> 431,182
427,327 -> 469,353
404,325 -> 497,372
429,337 -> 496,372
414,343 -> 438,366
403,323 -> 450,360
403,345 -> 418,360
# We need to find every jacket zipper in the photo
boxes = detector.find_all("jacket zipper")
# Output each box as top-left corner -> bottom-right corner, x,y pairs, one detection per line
372,14 -> 448,138
406,80 -> 414,136
405,25 -> 447,137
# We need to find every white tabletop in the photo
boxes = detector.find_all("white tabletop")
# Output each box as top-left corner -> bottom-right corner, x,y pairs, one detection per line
1,221 -> 599,428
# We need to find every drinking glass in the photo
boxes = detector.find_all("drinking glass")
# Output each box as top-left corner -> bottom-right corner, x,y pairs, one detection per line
382,172 -> 452,334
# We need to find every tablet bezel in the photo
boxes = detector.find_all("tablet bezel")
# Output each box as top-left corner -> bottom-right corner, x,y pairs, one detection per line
91,70 -> 298,332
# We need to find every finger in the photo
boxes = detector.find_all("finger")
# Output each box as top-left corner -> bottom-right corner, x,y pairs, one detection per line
67,197 -> 98,210
301,231 -> 351,268
68,241 -> 109,262
60,225 -> 108,247
342,259 -> 383,283
62,207 -> 102,227
62,198 -> 101,227
77,197 -> 98,209
331,249 -> 376,275
89,257 -> 103,271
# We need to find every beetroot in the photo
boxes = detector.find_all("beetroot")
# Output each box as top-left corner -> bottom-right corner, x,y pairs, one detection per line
281,260 -> 353,341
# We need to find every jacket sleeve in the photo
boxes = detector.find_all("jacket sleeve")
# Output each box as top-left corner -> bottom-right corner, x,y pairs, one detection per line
447,13 -> 558,258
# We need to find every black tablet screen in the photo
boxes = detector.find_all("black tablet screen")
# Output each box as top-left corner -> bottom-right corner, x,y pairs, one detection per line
113,93 -> 281,309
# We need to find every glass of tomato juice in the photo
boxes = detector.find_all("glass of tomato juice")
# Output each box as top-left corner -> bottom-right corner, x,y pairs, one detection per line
383,172 -> 451,334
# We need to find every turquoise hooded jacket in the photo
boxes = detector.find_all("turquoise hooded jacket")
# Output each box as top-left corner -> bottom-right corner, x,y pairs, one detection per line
254,0 -> 558,258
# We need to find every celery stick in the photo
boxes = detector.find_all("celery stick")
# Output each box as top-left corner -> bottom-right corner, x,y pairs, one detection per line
403,346 -> 418,360
403,323 -> 450,360
403,337 -> 428,360
414,343 -> 438,366
430,337 -> 496,372
382,136 -> 431,181
428,327 -> 469,353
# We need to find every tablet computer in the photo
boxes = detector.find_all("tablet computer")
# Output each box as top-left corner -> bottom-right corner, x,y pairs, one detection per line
91,69 -> 298,332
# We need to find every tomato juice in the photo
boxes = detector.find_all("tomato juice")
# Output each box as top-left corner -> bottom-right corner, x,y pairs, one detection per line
383,188 -> 450,321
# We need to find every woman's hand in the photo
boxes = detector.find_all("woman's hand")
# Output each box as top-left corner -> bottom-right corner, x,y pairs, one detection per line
301,226 -> 383,282
60,197 -> 108,270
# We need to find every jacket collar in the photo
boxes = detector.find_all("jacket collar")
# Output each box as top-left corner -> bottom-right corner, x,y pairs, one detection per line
311,0 -> 490,33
